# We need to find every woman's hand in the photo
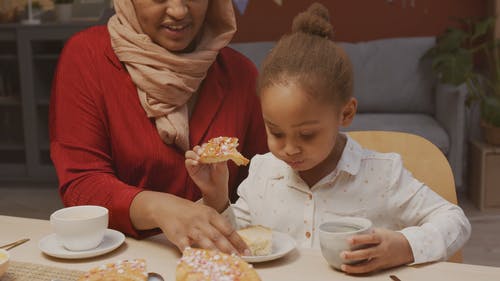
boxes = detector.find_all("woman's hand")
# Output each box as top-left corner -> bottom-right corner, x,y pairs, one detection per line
340,228 -> 414,274
130,191 -> 248,255
185,146 -> 229,212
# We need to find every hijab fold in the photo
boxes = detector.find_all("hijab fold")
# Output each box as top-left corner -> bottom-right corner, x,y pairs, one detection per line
108,0 -> 236,150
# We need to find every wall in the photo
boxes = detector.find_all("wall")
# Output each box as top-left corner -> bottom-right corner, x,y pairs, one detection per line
233,0 -> 488,43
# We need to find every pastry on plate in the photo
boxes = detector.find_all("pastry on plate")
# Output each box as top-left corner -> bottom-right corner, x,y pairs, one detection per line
176,247 -> 261,281
78,259 -> 148,281
237,225 -> 273,256
198,136 -> 249,166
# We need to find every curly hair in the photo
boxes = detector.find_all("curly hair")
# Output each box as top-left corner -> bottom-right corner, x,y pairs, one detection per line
257,2 -> 353,106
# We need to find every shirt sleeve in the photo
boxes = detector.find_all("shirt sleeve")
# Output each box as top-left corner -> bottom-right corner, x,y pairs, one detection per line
49,31 -> 152,238
387,155 -> 471,264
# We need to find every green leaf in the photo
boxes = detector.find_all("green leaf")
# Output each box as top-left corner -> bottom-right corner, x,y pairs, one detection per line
431,50 -> 473,85
472,17 -> 495,41
423,16 -> 500,115
436,28 -> 467,52
481,96 -> 500,127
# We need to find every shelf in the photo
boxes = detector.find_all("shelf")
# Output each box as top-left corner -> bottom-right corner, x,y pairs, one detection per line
0,163 -> 26,179
0,41 -> 17,56
37,106 -> 49,157
37,98 -> 50,106
0,149 -> 25,164
34,54 -> 60,61
33,164 -> 57,181
0,23 -> 104,182
0,96 -> 21,106
32,41 -> 64,56
0,61 -> 20,98
33,58 -> 57,101
0,142 -> 25,150
40,149 -> 53,166
40,142 -> 50,151
0,54 -> 16,60
0,107 -> 24,146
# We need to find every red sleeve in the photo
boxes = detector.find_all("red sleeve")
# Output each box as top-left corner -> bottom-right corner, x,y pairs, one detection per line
49,28 -> 149,238
236,54 -> 268,157
221,49 -> 269,201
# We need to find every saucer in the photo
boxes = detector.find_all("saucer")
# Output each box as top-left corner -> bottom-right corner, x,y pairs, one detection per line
241,231 -> 296,263
39,229 -> 125,259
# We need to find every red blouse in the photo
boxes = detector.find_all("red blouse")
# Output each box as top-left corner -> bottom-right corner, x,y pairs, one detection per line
49,26 -> 268,238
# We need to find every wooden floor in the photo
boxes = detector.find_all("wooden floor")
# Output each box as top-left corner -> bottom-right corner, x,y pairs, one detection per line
457,192 -> 500,267
1,183 -> 499,267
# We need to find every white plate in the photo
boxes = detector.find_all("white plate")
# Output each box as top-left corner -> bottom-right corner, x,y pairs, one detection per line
39,229 -> 125,259
241,231 -> 296,263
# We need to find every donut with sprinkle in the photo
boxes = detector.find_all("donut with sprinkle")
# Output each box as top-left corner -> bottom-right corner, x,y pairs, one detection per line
176,247 -> 261,281
198,137 -> 250,166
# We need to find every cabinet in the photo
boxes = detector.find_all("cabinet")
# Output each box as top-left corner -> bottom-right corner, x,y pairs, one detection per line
468,140 -> 500,210
0,23 -> 96,182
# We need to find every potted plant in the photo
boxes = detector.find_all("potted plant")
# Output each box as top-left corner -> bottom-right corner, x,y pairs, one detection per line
54,0 -> 73,22
423,17 -> 500,145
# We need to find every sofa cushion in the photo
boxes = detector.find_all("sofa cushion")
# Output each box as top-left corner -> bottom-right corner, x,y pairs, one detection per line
229,41 -> 276,68
343,113 -> 450,155
338,37 -> 436,114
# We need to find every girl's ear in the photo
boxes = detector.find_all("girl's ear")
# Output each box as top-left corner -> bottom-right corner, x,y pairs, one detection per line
340,97 -> 357,127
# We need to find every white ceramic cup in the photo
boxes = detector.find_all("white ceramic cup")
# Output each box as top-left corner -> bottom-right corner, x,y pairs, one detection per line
319,217 -> 373,270
50,205 -> 109,251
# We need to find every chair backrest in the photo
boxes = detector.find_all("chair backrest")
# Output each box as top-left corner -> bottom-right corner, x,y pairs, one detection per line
347,130 -> 462,263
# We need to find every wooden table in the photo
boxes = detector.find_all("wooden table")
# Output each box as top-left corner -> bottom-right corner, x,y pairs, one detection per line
1,215 -> 499,281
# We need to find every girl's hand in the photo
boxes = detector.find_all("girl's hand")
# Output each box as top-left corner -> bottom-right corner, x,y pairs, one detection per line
340,228 -> 414,274
185,146 -> 229,212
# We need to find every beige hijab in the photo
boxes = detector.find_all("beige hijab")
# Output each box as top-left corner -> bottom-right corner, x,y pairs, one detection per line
108,0 -> 236,151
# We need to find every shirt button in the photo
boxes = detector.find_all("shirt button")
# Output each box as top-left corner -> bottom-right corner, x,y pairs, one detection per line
305,231 -> 311,238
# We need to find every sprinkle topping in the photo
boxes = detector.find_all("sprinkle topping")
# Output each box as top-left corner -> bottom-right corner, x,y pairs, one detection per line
80,259 -> 147,280
200,137 -> 240,157
179,248 -> 247,281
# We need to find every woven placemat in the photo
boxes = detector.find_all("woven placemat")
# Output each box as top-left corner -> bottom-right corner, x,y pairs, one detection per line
3,261 -> 85,281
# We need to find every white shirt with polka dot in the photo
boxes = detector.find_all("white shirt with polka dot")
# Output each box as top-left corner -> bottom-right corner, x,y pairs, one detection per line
223,135 -> 471,265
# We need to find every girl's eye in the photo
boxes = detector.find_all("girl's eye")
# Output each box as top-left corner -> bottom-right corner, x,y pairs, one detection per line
271,132 -> 284,138
300,133 -> 316,140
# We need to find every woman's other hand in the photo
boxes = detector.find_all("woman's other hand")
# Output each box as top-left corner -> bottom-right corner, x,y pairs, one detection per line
130,191 -> 247,255
340,228 -> 414,274
185,146 -> 229,212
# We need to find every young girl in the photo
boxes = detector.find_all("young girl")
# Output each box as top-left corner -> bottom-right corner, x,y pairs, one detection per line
185,3 -> 470,274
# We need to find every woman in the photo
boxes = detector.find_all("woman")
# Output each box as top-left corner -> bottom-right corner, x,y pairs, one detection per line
49,0 -> 267,254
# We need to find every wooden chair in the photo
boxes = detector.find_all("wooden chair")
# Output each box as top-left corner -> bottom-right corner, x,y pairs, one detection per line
347,130 -> 462,263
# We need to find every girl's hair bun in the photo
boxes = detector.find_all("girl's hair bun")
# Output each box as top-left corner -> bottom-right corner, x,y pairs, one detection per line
292,2 -> 333,39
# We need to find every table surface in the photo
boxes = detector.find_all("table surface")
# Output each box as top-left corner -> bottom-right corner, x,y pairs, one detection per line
1,215 -> 499,281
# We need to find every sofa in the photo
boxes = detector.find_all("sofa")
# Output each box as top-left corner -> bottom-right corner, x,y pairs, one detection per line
229,37 -> 467,189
